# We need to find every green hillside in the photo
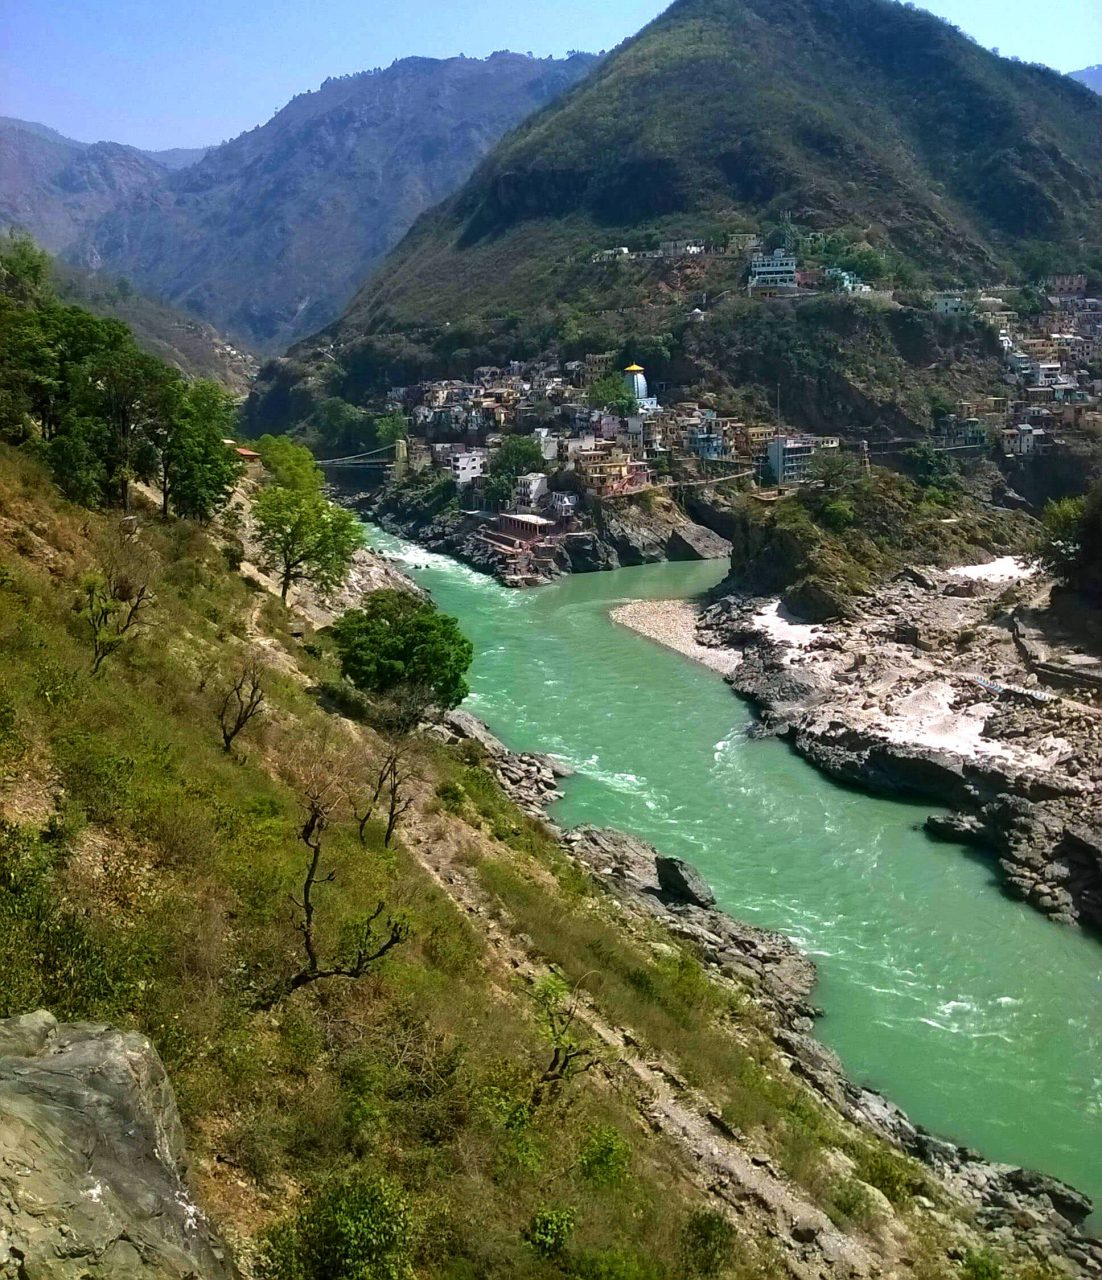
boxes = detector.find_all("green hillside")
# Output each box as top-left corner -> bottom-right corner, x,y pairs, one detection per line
250,0 -> 1102,425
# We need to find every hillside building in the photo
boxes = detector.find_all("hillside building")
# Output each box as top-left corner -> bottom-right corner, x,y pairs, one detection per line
767,434 -> 841,485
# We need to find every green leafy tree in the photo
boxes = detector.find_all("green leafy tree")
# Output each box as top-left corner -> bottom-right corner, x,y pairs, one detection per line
260,1174 -> 414,1280
587,371 -> 638,418
374,411 -> 408,448
1034,496 -> 1086,583
331,590 -> 473,723
169,381 -> 243,521
0,230 -> 51,305
807,449 -> 859,491
255,434 -> 324,492
254,486 -> 361,601
484,434 -> 546,507
313,397 -> 368,452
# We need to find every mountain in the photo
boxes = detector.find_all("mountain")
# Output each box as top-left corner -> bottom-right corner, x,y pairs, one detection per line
0,118 -> 173,254
52,261 -> 257,392
68,52 -> 599,352
268,0 -> 1102,409
1071,66 -> 1102,93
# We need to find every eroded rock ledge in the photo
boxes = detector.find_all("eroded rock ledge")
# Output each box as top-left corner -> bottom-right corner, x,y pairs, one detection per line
0,1011 -> 234,1279
696,568 -> 1102,932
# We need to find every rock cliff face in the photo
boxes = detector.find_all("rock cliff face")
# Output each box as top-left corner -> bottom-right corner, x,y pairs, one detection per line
357,482 -> 731,584
0,1011 -> 234,1279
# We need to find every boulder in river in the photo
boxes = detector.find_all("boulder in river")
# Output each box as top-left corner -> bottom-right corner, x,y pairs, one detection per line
0,1011 -> 234,1278
656,855 -> 717,907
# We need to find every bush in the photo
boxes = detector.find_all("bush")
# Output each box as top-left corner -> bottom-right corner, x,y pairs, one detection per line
679,1209 -> 737,1277
524,1207 -> 576,1259
578,1125 -> 632,1187
820,499 -> 855,531
260,1174 -> 415,1280
961,1250 -> 1003,1280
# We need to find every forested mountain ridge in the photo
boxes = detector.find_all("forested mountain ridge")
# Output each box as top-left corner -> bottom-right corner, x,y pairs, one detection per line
264,0 -> 1102,410
66,52 -> 599,352
53,261 -> 257,393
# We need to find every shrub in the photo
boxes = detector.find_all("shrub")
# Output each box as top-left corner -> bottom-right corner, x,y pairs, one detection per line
260,1174 -> 415,1280
578,1125 -> 632,1187
820,499 -> 855,531
828,1178 -> 874,1227
524,1206 -> 576,1259
961,1251 -> 1003,1280
851,1145 -> 918,1205
679,1209 -> 737,1277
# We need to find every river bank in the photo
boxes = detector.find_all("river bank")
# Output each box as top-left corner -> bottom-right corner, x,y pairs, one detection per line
362,523 -> 1102,1250
342,478 -> 731,586
608,557 -> 1102,934
431,706 -> 1100,1275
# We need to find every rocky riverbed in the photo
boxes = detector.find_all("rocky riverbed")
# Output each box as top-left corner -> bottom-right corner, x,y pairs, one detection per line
435,709 -> 1101,1275
690,560 -> 1102,932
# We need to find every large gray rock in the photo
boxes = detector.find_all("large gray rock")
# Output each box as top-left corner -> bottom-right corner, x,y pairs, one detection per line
656,855 -> 717,907
666,522 -> 732,562
0,1011 -> 235,1278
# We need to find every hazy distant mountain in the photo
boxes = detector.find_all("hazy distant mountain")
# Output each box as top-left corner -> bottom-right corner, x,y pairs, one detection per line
0,118 -> 177,254
67,52 -> 598,351
1071,66 -> 1102,93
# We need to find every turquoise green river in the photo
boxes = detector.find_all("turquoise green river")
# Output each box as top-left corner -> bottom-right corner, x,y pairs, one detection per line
366,526 -> 1102,1221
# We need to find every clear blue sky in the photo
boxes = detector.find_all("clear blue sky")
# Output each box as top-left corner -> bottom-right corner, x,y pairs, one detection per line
1,0 -> 1099,150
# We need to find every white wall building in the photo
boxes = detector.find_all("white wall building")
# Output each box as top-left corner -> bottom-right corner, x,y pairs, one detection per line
767,435 -> 841,486
749,248 -> 798,291
514,472 -> 549,513
450,449 -> 487,487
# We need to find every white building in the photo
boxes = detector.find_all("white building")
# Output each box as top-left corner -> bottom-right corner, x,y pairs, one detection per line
767,435 -> 841,486
514,472 -> 549,513
934,293 -> 971,317
749,248 -> 798,291
450,449 -> 487,487
550,491 -> 580,519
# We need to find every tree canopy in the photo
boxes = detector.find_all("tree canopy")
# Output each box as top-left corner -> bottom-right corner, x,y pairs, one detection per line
331,590 -> 473,721
0,231 -> 240,518
587,372 -> 638,418
254,485 -> 361,601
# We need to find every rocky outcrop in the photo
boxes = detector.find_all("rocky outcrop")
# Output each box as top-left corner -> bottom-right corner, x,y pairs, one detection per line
698,573 -> 1102,932
656,854 -> 717,906
434,708 -> 574,818
666,522 -> 732,563
0,1011 -> 234,1279
560,831 -> 1101,1276
357,484 -> 730,586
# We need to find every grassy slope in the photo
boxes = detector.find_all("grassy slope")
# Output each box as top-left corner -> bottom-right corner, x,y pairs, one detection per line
0,446 -> 1053,1278
329,0 -> 1102,337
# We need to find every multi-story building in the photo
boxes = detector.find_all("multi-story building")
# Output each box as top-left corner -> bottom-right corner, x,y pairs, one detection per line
767,434 -> 841,486
514,472 -> 549,513
749,248 -> 798,293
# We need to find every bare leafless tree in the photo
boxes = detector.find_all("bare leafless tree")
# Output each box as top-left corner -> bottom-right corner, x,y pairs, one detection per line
79,524 -> 159,674
217,663 -> 265,753
254,742 -> 409,1010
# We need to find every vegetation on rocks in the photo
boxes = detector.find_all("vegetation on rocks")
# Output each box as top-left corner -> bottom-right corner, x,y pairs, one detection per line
720,464 -> 1037,615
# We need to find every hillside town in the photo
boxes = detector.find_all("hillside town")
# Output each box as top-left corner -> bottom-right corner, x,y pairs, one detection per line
349,267 -> 1102,585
